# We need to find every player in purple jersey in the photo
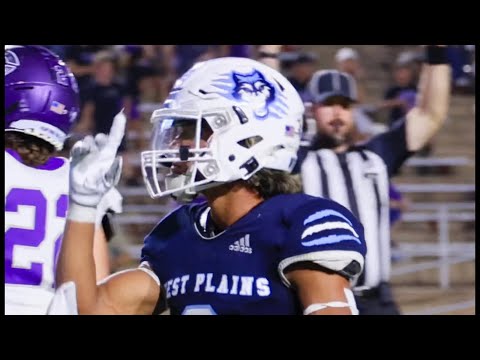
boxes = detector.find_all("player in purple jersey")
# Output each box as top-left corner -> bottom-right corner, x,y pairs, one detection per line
57,56 -> 366,315
4,45 -> 119,314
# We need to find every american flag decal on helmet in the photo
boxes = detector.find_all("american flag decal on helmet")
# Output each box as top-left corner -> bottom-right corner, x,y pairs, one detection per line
285,125 -> 296,137
50,101 -> 67,115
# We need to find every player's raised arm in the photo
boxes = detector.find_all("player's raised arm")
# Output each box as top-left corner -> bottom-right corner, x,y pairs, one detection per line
93,187 -> 124,282
405,45 -> 451,151
55,111 -> 161,314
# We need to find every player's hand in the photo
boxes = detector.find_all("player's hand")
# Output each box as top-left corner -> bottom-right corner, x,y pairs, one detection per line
95,187 -> 123,228
69,110 -> 126,208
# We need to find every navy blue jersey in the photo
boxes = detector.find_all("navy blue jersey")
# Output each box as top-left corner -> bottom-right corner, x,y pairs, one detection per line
141,193 -> 366,315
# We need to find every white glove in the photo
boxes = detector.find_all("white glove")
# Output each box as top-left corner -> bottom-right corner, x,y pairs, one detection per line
95,187 -> 123,228
70,110 -> 126,207
68,111 -> 126,223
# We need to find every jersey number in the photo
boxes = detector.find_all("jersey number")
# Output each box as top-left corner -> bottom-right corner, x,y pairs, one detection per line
5,188 -> 68,286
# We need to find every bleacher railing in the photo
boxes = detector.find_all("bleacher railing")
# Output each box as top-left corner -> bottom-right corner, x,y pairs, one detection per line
391,201 -> 475,289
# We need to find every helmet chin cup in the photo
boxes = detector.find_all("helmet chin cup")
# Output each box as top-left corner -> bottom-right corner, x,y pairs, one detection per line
165,174 -> 199,201
171,189 -> 198,204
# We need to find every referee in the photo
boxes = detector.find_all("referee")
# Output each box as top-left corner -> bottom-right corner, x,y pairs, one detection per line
295,45 -> 451,314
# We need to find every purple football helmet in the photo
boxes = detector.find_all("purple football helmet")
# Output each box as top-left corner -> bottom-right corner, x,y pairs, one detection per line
5,45 -> 80,150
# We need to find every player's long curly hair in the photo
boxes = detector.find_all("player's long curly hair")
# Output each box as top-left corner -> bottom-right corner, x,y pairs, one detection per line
5,132 -> 55,167
244,168 -> 302,199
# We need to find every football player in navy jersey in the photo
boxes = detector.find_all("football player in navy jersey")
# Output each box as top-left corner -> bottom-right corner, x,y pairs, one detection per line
56,56 -> 366,315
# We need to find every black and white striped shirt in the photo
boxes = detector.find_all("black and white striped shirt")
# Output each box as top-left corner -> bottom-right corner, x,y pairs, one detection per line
296,119 -> 414,288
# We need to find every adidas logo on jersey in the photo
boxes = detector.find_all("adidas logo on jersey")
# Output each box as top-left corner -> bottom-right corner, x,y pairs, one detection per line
229,234 -> 252,254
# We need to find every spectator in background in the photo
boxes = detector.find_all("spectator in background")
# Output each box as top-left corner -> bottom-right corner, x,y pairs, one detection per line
64,45 -> 109,106
280,51 -> 318,103
447,45 -> 475,93
282,45 -> 302,52
174,45 -> 220,77
216,45 -> 252,58
122,45 -> 174,104
382,52 -> 420,127
335,47 -> 366,102
334,48 -> 386,142
228,45 -> 252,58
74,50 -> 140,185
140,46 -> 176,103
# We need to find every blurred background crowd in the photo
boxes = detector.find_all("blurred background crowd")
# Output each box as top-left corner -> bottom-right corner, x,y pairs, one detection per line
45,45 -> 475,314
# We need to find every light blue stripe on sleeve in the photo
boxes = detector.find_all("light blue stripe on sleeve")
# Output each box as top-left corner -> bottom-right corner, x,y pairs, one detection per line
303,209 -> 352,226
301,234 -> 361,247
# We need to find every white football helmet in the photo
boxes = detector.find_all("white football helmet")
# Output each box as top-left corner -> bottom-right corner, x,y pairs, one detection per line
141,57 -> 305,200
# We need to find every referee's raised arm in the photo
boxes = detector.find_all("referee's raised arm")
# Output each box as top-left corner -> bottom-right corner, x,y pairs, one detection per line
405,45 -> 451,151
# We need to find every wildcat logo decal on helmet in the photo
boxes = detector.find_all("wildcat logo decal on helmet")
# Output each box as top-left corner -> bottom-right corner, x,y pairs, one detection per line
210,69 -> 289,120
5,50 -> 20,76
232,70 -> 275,118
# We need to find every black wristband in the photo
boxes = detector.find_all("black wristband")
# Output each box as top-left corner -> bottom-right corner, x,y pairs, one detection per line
258,51 -> 278,59
425,46 -> 448,65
